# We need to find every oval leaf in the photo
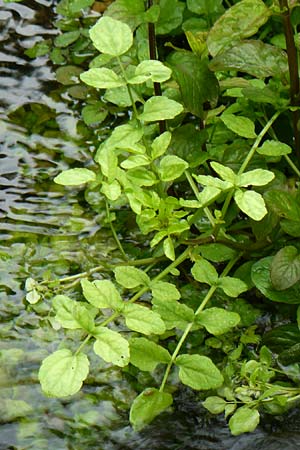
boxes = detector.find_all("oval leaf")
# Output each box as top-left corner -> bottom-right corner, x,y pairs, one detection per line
221,114 -> 256,138
130,388 -> 173,431
54,168 -> 96,186
139,96 -> 183,122
129,337 -> 171,371
229,407 -> 260,436
114,266 -> 150,289
196,307 -> 240,335
123,303 -> 166,335
89,16 -> 133,56
176,354 -> 224,390
80,68 -> 125,89
270,246 -> 300,290
234,189 -> 267,221
39,349 -> 89,397
158,155 -> 189,182
257,140 -> 292,157
93,326 -> 130,367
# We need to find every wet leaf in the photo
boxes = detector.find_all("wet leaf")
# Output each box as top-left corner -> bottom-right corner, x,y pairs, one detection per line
130,388 -> 173,431
176,354 -> 224,390
56,65 -> 83,85
93,326 -> 130,367
196,307 -> 240,335
39,349 -> 89,397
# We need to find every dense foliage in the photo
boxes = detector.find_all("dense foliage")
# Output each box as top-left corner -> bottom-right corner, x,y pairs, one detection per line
25,0 -> 300,436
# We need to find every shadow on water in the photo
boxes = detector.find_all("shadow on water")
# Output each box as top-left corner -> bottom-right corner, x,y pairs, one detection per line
1,1 -> 300,448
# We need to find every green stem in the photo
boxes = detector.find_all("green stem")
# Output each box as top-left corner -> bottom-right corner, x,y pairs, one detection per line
185,170 -> 216,227
284,154 -> 300,177
117,56 -> 139,119
159,252 -> 242,392
105,201 -> 128,260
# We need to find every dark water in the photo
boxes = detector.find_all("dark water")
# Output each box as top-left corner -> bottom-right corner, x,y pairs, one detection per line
1,1 -> 300,448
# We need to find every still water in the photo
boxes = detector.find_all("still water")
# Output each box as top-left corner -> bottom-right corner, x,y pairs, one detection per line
1,1 -> 300,448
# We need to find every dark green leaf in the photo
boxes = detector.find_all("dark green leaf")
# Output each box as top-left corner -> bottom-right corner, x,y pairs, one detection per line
196,307 -> 240,335
130,388 -> 173,431
270,246 -> 300,290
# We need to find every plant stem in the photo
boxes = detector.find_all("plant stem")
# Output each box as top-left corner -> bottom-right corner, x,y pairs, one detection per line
117,56 -> 139,119
105,201 -> 128,260
185,170 -> 216,227
279,0 -> 300,161
159,253 -> 243,392
284,154 -> 300,177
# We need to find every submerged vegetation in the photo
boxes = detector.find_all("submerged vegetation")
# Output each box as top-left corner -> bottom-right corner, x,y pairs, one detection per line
21,0 -> 300,436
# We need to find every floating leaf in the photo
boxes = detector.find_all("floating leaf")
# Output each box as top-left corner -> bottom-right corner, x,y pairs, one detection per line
93,326 -> 129,367
124,303 -> 166,335
221,114 -> 256,139
114,266 -> 150,288
54,168 -> 96,186
229,407 -> 260,436
270,246 -> 300,291
139,96 -> 183,122
196,307 -> 240,335
39,349 -> 89,397
80,68 -> 125,89
129,337 -> 171,371
234,189 -> 267,221
176,354 -> 224,390
207,0 -> 270,56
130,388 -> 173,431
89,16 -> 133,56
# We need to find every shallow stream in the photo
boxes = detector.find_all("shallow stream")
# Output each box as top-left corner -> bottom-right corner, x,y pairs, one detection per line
1,1 -> 300,448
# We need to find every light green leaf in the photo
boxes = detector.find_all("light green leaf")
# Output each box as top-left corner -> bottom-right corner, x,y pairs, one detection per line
129,337 -> 171,371
210,40 -> 288,79
130,388 -> 173,431
107,123 -> 144,150
114,266 -> 150,289
187,0 -> 223,16
126,167 -> 157,186
93,326 -> 129,367
176,354 -> 224,390
89,16 -> 133,56
39,349 -> 89,397
202,396 -> 227,414
120,155 -> 150,169
270,246 -> 300,290
210,161 -> 236,183
151,131 -> 172,160
101,180 -> 121,201
82,103 -> 108,126
80,68 -> 125,89
158,155 -> 188,182
129,60 -> 172,84
139,96 -> 183,122
207,0 -> 270,57
196,307 -> 240,335
26,289 -> 41,304
95,145 -> 118,181
54,168 -> 96,186
237,169 -> 274,187
229,407 -> 260,436
152,298 -> 194,330
69,0 -> 94,13
81,278 -> 123,310
54,30 -> 81,48
123,303 -> 166,335
163,236 -> 175,261
218,277 -> 248,297
150,281 -> 181,301
52,295 -> 95,330
194,174 -> 232,190
257,140 -> 292,157
234,189 -> 267,221
191,259 -> 218,285
221,114 -> 256,139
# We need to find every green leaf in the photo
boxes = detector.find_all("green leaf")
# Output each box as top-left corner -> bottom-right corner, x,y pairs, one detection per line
82,104 -> 108,126
54,168 -> 96,186
114,266 -> 150,289
39,349 -> 89,397
237,169 -> 274,187
93,326 -> 129,367
123,303 -> 166,335
104,0 -> 147,30
121,155 -> 150,169
158,155 -> 189,182
176,354 -> 224,390
80,68 -> 125,89
229,407 -> 260,436
129,60 -> 172,84
191,259 -> 218,285
209,40 -> 288,79
54,31 -> 81,48
130,388 -> 173,431
234,189 -> 267,221
257,140 -> 292,157
152,298 -> 194,330
196,307 -> 240,335
270,246 -> 300,290
156,0 -> 184,34
151,131 -> 172,160
199,243 -> 237,263
89,16 -> 133,56
139,96 -> 183,122
81,278 -> 123,310
207,0 -> 270,57
168,52 -> 219,118
52,295 -> 95,330
221,114 -> 256,139
251,256 -> 300,304
95,145 -> 118,181
264,190 -> 300,222
163,236 -> 175,261
69,0 -> 94,13
150,281 -> 181,301
126,167 -> 157,186
129,337 -> 171,371
187,0 -> 223,16
101,180 -> 121,201
202,396 -> 227,414
210,161 -> 236,183
218,277 -> 248,297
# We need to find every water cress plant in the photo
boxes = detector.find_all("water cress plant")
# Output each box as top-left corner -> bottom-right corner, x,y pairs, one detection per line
25,0 -> 300,436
